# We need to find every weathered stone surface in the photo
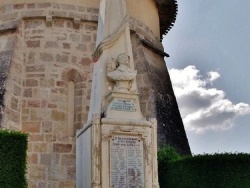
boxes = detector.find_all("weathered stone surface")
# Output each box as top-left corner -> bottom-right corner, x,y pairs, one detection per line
33,143 -> 48,152
37,3 -> 51,9
22,122 -> 41,133
25,79 -> 38,86
0,12 -> 18,22
27,99 -> 40,108
26,65 -> 45,72
13,4 -> 25,10
21,10 -> 45,18
40,53 -> 54,62
56,54 -> 69,63
51,110 -> 66,121
25,20 -> 43,29
44,41 -> 59,48
27,4 -> 36,9
58,181 -> 75,188
26,40 -> 40,48
29,134 -> 44,142
61,154 -> 75,165
0,50 -> 13,125
27,153 -> 38,164
133,35 -> 191,154
13,84 -> 21,96
0,20 -> 20,31
29,166 -> 46,180
132,33 -> 191,155
10,96 -> 18,110
53,144 -> 72,153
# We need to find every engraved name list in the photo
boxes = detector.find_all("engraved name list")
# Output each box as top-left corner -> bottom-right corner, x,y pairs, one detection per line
110,135 -> 144,188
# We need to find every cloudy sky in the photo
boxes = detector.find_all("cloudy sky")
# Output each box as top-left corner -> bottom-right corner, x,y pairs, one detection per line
163,0 -> 250,154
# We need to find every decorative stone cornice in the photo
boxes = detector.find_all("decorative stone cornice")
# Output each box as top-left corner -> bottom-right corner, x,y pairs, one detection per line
0,2 -> 176,41
155,0 -> 178,39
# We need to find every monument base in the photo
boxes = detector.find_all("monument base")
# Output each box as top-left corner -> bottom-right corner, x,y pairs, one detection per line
76,115 -> 159,188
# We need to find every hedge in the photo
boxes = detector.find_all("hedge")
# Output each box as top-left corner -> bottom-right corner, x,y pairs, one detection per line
0,130 -> 28,188
158,146 -> 250,188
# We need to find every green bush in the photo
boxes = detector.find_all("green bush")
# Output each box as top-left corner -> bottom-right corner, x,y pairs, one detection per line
158,145 -> 182,162
158,147 -> 250,188
0,130 -> 28,188
158,145 -> 185,186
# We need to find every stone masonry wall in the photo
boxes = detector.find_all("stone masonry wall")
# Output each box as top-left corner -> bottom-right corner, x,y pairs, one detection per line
21,18 -> 96,188
0,3 -> 98,187
0,2 -> 191,187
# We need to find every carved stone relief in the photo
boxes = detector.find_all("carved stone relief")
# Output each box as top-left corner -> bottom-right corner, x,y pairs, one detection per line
107,53 -> 137,93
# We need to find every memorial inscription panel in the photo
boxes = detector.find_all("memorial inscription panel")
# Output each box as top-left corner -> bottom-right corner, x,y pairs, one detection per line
110,135 -> 144,188
110,99 -> 136,112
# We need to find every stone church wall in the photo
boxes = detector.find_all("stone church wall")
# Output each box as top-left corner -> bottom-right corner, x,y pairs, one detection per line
0,3 -> 98,187
131,31 -> 191,155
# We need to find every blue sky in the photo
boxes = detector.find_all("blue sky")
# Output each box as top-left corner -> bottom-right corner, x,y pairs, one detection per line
163,0 -> 250,154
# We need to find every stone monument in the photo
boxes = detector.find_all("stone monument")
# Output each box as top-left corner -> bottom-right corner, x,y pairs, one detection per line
76,0 -> 158,187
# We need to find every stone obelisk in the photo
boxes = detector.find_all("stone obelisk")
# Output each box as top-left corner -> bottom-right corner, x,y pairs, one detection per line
76,0 -> 159,187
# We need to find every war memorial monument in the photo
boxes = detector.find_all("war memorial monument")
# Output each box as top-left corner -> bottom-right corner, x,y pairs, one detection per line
0,0 -> 190,187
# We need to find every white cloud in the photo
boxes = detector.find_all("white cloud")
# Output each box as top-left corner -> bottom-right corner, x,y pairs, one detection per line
169,65 -> 250,133
207,71 -> 220,85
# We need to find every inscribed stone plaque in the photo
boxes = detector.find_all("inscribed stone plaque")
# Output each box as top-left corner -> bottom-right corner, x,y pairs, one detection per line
110,135 -> 144,188
110,99 -> 136,112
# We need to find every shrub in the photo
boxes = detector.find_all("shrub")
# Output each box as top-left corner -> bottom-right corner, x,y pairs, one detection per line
158,148 -> 250,188
0,130 -> 28,188
158,145 -> 182,162
158,145 -> 184,186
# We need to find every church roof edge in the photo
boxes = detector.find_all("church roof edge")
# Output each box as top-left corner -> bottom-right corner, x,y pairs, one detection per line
155,0 -> 178,40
